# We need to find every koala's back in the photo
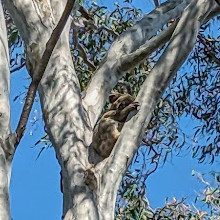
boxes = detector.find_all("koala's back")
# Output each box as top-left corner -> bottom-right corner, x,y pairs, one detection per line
92,116 -> 120,158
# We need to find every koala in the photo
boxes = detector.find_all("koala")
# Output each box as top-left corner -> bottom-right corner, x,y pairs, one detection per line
90,93 -> 139,161
109,93 -> 135,112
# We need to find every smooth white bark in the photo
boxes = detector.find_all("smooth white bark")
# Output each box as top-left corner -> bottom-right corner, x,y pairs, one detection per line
0,2 -> 12,220
3,0 -> 98,219
97,1 -> 216,219
83,0 -> 220,128
82,0 -> 192,127
0,4 -> 10,136
38,25 -> 97,219
2,0 -> 219,219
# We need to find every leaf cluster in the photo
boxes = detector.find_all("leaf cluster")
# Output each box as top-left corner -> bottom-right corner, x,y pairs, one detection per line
116,171 -> 220,220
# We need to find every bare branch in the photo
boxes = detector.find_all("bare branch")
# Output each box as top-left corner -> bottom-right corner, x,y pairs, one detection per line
119,6 -> 220,72
120,20 -> 178,71
15,0 -> 76,147
71,22 -> 96,70
0,3 -> 12,219
153,0 -> 160,7
98,0 -> 215,217
76,42 -> 96,70
10,62 -> 26,73
78,5 -> 93,20
204,5 -> 220,21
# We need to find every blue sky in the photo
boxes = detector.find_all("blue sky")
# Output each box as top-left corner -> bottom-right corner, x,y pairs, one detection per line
9,1 -> 219,219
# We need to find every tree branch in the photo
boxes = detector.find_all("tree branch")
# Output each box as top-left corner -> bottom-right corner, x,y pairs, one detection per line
10,62 -> 26,74
120,20 -> 178,71
83,0 -> 220,128
15,0 -> 76,147
98,0 -> 215,217
82,0 -> 192,127
119,4 -> 220,71
76,41 -> 96,70
0,3 -> 13,219
71,22 -> 96,70
0,2 -> 11,138
153,0 -> 160,7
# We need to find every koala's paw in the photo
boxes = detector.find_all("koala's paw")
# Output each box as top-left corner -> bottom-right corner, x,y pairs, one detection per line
84,168 -> 97,191
128,101 -> 139,110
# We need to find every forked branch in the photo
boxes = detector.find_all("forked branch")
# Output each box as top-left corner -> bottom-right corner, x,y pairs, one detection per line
82,0 -> 192,127
97,0 -> 216,217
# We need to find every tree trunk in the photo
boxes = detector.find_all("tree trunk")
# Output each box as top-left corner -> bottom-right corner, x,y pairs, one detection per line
2,0 -> 220,219
0,2 -> 13,220
3,0 -> 97,219
37,22 -> 98,220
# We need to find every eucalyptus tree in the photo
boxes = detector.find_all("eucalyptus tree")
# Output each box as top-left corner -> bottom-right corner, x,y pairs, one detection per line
0,0 -> 219,220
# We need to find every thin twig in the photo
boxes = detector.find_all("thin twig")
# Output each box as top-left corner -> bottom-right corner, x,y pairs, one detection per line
198,34 -> 220,66
97,25 -> 119,37
10,62 -> 26,73
153,0 -> 160,7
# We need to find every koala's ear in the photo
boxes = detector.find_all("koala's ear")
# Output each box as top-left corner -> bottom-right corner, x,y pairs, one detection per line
109,93 -> 121,103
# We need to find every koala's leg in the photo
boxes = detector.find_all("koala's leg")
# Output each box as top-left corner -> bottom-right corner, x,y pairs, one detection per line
95,129 -> 120,158
116,102 -> 139,122
88,143 -> 104,165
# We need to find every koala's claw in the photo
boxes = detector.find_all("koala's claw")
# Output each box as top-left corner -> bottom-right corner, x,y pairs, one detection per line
128,101 -> 139,110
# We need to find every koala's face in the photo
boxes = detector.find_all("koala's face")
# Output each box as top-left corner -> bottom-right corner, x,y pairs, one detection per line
109,93 -> 134,110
